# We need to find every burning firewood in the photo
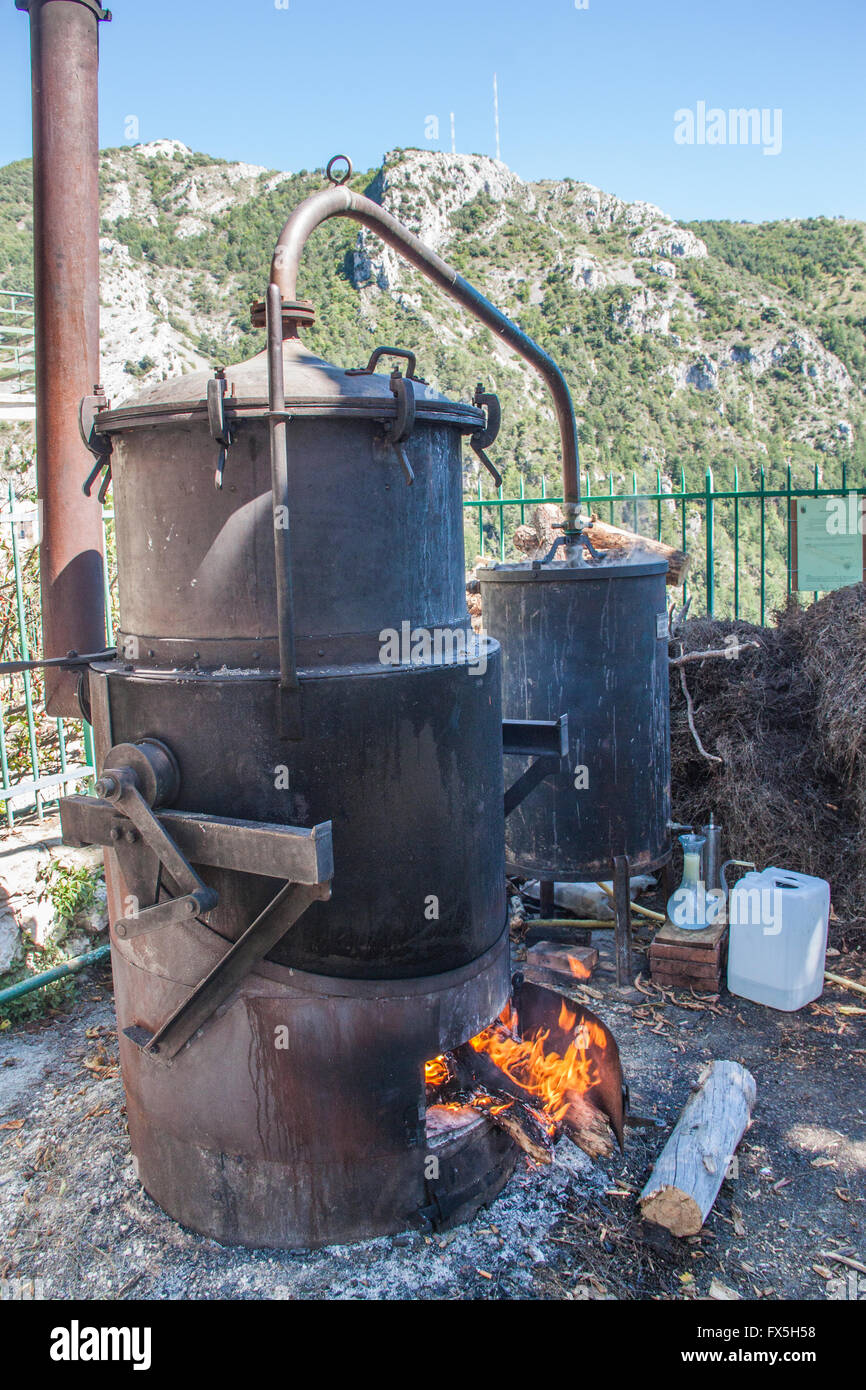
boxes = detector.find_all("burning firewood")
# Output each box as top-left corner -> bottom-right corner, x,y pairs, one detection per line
467,1092 -> 557,1165
452,1014 -> 616,1161
558,1090 -> 617,1161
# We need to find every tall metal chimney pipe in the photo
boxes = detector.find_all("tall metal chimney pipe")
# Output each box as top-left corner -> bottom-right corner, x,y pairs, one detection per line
16,0 -> 109,715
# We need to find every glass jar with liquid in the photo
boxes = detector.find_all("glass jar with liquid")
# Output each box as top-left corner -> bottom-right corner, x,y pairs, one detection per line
667,832 -> 712,930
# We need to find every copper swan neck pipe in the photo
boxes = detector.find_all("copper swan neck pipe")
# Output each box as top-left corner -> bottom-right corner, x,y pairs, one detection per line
268,183 -> 582,528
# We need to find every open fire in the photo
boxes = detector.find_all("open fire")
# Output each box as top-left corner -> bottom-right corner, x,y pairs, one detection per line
424,980 -> 626,1167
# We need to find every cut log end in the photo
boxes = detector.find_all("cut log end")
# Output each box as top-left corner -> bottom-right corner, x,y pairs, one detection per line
640,1185 -> 704,1238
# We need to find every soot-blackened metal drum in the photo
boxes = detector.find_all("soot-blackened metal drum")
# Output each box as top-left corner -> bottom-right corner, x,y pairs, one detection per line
479,559 -> 671,880
61,335 -> 511,1247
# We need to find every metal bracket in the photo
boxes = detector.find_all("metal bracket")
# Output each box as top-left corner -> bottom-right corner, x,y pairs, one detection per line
503,715 -> 568,817
124,879 -> 328,1063
533,529 -> 603,567
92,744 -> 219,937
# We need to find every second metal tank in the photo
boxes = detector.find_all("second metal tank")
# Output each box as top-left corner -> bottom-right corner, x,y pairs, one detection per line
479,557 -> 671,881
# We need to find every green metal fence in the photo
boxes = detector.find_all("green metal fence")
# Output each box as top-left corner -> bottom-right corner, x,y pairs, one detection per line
0,463 -> 860,820
0,487 -> 113,826
465,462 -> 861,625
0,291 -> 35,396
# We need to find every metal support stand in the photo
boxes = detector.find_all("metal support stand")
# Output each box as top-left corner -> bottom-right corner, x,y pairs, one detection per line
661,855 -> 676,909
539,878 -> 554,920
612,853 -> 633,988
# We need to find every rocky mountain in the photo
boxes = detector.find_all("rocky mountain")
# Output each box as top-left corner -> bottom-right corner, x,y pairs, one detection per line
1,139 -> 864,610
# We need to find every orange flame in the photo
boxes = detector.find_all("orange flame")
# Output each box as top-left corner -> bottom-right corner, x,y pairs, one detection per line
425,1055 -> 450,1087
467,1003 -> 606,1125
567,955 -> 591,981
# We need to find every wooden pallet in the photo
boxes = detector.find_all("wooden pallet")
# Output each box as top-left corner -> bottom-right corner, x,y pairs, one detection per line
649,918 -> 727,991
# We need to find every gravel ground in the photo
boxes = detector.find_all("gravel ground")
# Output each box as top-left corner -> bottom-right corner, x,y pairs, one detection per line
1,924 -> 863,1302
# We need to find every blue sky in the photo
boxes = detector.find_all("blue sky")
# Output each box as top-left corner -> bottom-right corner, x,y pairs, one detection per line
1,0 -> 864,221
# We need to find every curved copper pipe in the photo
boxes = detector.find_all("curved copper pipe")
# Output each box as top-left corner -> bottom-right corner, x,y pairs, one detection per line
269,185 -> 582,526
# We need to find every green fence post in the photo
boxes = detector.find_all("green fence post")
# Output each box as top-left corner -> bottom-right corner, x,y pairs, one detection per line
0,702 -> 14,829
498,481 -> 505,560
82,720 -> 96,781
760,464 -> 766,625
656,467 -> 662,542
680,465 -> 688,610
785,463 -> 793,600
705,465 -> 715,617
733,463 -> 740,619
812,463 -> 820,605
8,482 -> 42,819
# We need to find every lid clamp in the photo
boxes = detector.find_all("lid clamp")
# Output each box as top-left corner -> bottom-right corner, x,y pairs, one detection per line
470,382 -> 503,488
384,369 -> 416,485
207,368 -> 234,489
79,385 -> 112,502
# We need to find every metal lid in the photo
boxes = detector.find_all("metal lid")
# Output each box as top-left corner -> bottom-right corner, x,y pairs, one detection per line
97,338 -> 484,433
477,558 -> 668,582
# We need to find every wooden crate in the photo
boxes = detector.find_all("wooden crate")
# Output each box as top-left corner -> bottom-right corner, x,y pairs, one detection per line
649,919 -> 727,991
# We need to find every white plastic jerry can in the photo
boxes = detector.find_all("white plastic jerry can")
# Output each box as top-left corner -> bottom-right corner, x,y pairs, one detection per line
727,867 -> 831,1011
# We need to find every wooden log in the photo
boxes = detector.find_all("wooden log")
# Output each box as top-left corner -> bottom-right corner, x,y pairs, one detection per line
639,1060 -> 756,1237
467,1091 -> 556,1165
585,517 -> 690,585
560,1091 -> 615,1160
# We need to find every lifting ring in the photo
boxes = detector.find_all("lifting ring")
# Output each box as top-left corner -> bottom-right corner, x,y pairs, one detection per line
326,154 -> 352,186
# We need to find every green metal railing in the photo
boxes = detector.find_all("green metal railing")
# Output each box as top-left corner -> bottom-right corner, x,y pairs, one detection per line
0,291 -> 35,396
0,461 -> 859,819
0,488 -> 113,825
465,462 -> 859,624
